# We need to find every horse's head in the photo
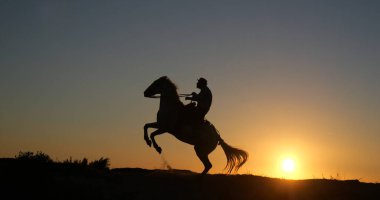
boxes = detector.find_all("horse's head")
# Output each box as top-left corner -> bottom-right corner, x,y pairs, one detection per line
144,76 -> 177,98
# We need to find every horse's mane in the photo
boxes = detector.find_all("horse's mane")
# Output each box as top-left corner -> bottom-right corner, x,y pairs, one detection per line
159,76 -> 184,106
160,76 -> 178,91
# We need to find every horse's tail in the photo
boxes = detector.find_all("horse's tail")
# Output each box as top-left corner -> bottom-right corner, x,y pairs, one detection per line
218,136 -> 249,174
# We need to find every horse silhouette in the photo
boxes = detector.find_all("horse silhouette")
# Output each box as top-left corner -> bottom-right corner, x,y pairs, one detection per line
144,76 -> 248,174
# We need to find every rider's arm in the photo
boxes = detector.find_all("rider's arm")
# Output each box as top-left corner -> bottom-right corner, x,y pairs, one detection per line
186,92 -> 199,101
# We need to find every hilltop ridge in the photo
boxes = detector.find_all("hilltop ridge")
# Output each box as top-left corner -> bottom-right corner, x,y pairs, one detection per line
1,157 -> 379,200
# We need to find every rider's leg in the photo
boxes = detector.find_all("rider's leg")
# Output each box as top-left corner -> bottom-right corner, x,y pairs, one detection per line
199,109 -> 208,123
193,109 -> 207,130
144,122 -> 159,147
150,129 -> 166,154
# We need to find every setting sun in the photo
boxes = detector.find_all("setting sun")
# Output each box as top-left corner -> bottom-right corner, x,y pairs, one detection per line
282,159 -> 295,173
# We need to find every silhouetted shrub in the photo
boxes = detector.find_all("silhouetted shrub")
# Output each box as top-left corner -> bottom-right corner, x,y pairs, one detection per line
15,151 -> 53,163
14,151 -> 109,171
89,157 -> 110,170
63,157 -> 89,167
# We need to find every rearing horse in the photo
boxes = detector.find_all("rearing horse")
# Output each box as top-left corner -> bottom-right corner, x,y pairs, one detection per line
144,76 -> 248,174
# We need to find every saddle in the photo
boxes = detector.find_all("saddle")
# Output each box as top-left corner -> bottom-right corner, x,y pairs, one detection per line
178,103 -> 209,131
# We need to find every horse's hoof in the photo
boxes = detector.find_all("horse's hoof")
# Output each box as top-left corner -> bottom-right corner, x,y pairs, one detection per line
145,140 -> 152,147
201,166 -> 211,175
156,147 -> 162,154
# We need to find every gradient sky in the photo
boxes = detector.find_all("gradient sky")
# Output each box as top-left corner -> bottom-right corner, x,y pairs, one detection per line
1,1 -> 379,182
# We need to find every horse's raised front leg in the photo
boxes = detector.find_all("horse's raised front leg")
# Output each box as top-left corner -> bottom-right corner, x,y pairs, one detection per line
144,122 -> 159,147
150,129 -> 166,154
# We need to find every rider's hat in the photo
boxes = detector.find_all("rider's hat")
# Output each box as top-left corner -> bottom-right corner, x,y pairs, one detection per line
198,77 -> 207,86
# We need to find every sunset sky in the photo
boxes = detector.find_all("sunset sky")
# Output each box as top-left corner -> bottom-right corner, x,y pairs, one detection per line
1,1 -> 379,182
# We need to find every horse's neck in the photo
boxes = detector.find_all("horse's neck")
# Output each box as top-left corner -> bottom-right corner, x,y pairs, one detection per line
159,95 -> 182,111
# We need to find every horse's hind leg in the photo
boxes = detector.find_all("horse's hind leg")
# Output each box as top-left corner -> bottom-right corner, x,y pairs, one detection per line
150,129 -> 166,154
144,122 -> 158,147
194,145 -> 213,175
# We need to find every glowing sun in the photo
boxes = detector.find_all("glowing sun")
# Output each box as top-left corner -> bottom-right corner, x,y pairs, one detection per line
282,158 -> 295,172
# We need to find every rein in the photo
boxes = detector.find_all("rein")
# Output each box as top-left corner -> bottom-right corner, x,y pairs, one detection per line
148,94 -> 192,98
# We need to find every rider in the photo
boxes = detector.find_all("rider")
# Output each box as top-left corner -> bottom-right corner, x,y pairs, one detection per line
185,78 -> 213,125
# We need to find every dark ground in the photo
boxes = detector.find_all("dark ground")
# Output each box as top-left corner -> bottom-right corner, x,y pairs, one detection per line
1,158 -> 379,200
